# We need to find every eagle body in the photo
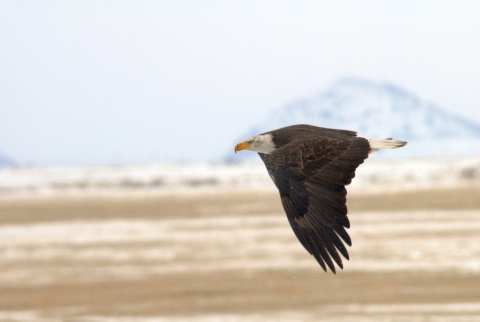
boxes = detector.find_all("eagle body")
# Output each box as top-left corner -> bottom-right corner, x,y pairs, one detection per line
235,124 -> 407,273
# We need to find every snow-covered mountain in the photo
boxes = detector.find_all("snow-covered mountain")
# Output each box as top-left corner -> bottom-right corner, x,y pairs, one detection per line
0,154 -> 15,168
231,78 -> 480,160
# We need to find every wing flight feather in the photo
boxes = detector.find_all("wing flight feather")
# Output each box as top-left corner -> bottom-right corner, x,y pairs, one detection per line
261,136 -> 370,272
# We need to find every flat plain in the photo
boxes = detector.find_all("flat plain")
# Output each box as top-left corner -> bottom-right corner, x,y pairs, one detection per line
0,185 -> 479,321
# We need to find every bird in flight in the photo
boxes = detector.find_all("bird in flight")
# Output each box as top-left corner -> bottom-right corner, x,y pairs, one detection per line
235,124 -> 407,273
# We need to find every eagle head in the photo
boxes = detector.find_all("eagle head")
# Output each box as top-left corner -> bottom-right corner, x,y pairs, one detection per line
234,134 -> 276,154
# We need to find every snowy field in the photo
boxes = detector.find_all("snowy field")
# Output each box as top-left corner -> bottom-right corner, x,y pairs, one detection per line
0,156 -> 479,321
1,210 -> 479,288
1,190 -> 480,321
1,155 -> 479,197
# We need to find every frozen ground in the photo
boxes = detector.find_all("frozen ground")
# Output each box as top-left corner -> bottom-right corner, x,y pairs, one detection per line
2,303 -> 480,322
1,210 -> 479,288
0,157 -> 479,321
0,155 -> 479,196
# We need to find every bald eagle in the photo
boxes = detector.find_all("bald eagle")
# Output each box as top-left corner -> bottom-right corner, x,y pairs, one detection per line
235,124 -> 407,273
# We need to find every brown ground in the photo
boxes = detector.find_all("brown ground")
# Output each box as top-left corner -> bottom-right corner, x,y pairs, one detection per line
0,186 -> 479,321
1,185 -> 479,224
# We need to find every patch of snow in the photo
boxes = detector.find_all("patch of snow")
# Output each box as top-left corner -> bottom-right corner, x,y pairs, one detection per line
0,155 -> 479,197
0,210 -> 479,287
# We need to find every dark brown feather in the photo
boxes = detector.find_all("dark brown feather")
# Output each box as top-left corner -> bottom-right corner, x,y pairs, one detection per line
259,125 -> 370,272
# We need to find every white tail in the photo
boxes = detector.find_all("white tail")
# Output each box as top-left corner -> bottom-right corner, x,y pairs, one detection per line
367,138 -> 407,153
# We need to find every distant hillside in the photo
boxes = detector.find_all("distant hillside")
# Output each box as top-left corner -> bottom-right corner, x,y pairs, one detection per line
230,78 -> 480,161
0,153 -> 15,167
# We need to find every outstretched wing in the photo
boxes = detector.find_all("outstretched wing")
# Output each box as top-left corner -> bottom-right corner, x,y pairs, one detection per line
259,137 -> 370,273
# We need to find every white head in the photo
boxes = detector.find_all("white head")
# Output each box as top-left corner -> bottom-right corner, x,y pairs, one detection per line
235,134 -> 276,154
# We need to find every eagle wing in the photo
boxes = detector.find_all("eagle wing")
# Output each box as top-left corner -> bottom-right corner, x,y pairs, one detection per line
259,136 -> 370,273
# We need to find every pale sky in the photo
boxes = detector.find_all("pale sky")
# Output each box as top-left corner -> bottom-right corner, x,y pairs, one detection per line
1,1 -> 479,165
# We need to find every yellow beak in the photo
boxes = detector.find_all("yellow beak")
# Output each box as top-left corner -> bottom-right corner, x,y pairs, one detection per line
234,142 -> 251,153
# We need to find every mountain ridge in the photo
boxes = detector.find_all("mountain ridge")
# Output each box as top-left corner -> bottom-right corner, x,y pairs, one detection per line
0,153 -> 16,167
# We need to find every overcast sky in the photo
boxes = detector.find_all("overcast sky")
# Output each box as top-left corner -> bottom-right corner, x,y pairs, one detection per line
1,1 -> 479,165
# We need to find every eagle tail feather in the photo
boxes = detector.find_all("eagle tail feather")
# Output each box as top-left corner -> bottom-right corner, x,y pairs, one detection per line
367,138 -> 407,153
